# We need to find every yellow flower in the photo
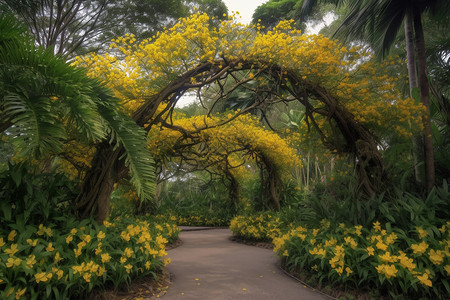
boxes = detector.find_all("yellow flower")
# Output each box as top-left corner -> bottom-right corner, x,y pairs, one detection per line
373,221 -> 381,232
6,257 -> 22,268
282,249 -> 289,257
15,287 -> 26,299
37,224 -> 52,237
376,241 -> 388,251
345,267 -> 353,276
97,231 -> 106,240
379,251 -> 398,263
416,273 -> 432,287
354,225 -> 362,236
70,228 -> 78,235
74,247 -> 82,257
376,264 -> 398,279
344,236 -> 357,249
103,220 -> 113,227
124,247 -> 134,258
101,253 -> 111,263
411,241 -> 428,255
164,258 -> 171,266
35,272 -> 52,283
26,254 -> 37,269
54,252 -> 63,263
0,237 -> 5,247
145,261 -> 151,270
120,231 -> 130,242
8,230 -> 17,241
416,227 -> 428,239
26,239 -> 38,246
5,243 -> 19,256
366,246 -> 375,256
120,257 -> 127,264
385,233 -> 398,245
46,242 -> 55,252
65,235 -> 73,244
82,234 -> 91,243
83,273 -> 91,282
125,264 -> 133,273
72,265 -> 83,274
444,265 -> 450,275
97,266 -> 106,276
428,249 -> 444,265
56,269 -> 64,280
398,254 -> 416,271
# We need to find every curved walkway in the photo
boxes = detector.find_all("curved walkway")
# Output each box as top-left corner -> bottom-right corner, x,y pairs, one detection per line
160,228 -> 328,300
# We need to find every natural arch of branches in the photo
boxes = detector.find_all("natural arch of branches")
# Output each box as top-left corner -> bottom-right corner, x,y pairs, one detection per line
77,58 -> 385,222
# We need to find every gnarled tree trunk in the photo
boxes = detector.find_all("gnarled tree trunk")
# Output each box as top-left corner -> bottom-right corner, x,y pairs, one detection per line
75,142 -> 120,222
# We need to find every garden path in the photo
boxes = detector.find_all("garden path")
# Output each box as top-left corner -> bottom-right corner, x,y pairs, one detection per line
158,228 -> 329,300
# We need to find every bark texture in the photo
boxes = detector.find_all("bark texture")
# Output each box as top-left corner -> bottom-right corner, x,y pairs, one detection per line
414,11 -> 435,192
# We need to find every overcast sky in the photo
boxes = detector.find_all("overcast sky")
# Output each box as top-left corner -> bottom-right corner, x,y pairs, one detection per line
222,0 -> 266,24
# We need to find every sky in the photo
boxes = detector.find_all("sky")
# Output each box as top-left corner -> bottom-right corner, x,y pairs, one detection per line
222,0 -> 267,24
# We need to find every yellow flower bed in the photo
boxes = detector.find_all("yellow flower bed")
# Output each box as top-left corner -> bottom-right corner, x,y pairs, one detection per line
230,215 -> 450,298
0,216 -> 179,299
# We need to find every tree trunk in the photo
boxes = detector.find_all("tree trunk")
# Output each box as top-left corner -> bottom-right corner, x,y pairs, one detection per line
260,155 -> 281,211
75,142 -> 120,222
225,170 -> 239,213
405,10 -> 423,186
413,11 -> 435,193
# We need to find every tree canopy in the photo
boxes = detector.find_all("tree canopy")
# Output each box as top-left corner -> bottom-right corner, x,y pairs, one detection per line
66,13 -> 426,220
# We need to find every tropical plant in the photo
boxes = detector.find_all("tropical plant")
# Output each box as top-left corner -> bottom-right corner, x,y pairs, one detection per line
0,14 -> 156,222
299,0 -> 450,192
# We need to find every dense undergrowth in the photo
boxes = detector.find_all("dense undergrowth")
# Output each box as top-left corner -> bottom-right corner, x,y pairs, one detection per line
0,166 -> 179,300
230,182 -> 450,299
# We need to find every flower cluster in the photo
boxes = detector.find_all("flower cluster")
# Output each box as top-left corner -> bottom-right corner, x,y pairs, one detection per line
231,215 -> 450,298
0,216 -> 179,299
230,214 -> 284,242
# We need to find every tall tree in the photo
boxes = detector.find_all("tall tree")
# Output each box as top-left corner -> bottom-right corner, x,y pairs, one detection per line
0,0 -> 228,56
298,0 -> 450,192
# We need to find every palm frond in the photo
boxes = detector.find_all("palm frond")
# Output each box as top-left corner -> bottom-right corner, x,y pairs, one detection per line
0,14 -> 110,154
97,100 -> 156,204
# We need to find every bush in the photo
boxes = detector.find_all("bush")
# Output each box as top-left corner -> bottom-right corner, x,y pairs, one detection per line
230,182 -> 450,299
0,215 -> 179,299
0,163 -> 77,228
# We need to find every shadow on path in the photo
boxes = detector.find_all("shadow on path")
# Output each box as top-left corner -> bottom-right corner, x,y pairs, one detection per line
159,228 -> 329,300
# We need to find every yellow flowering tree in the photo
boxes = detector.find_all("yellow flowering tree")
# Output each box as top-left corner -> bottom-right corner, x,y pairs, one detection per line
73,13 -> 423,221
147,112 -> 301,210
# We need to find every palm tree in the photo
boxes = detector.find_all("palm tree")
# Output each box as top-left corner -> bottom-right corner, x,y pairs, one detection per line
300,0 -> 450,192
0,14 -> 155,222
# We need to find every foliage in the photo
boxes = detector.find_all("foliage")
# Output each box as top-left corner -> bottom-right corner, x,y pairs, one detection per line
0,0 -> 228,56
0,214 -> 179,299
73,13 -> 424,148
0,163 -> 77,228
274,221 -> 450,299
230,182 -> 450,298
156,175 -> 234,226
0,14 -> 156,211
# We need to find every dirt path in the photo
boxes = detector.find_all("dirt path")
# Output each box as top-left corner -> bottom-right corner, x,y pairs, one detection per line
158,228 -> 329,300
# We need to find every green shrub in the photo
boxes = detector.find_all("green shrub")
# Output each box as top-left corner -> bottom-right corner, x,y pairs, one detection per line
0,215 -> 179,299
